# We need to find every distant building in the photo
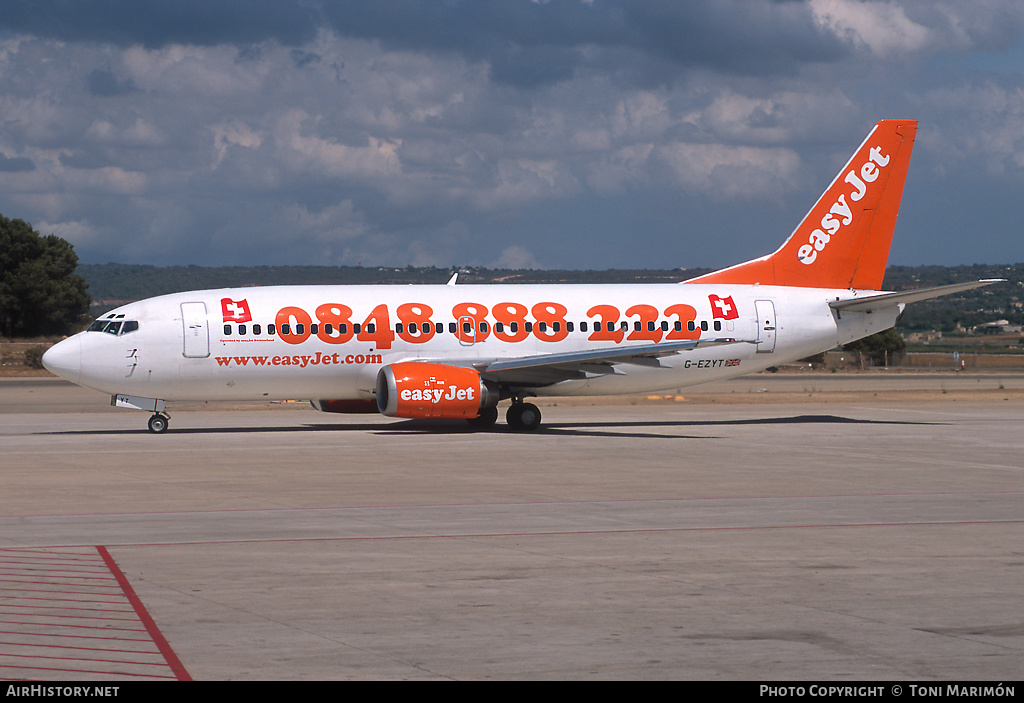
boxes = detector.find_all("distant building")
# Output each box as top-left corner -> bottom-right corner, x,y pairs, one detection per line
906,330 -> 943,344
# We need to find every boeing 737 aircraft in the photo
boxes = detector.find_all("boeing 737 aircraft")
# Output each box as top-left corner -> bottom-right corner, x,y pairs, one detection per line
43,120 -> 999,432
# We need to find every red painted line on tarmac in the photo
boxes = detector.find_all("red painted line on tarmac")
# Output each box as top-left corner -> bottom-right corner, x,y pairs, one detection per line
96,546 -> 192,681
0,650 -> 169,668
0,573 -> 116,582
0,638 -> 166,656
1,595 -> 128,605
0,662 -> 177,679
0,586 -> 121,597
0,625 -> 151,641
1,599 -> 133,611
0,619 -> 146,634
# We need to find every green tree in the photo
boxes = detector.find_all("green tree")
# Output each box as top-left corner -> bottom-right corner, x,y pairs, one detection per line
843,327 -> 906,366
0,215 -> 91,338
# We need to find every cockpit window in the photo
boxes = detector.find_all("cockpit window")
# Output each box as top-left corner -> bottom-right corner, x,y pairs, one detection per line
87,317 -> 139,336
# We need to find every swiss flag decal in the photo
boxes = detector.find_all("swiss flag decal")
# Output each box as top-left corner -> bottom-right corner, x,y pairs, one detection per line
708,294 -> 739,320
221,298 -> 252,323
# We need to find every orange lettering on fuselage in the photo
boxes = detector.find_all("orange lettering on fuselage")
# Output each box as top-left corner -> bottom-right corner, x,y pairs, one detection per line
268,300 -> 729,346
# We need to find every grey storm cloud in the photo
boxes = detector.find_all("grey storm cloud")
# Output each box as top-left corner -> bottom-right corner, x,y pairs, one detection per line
0,1 -> 1023,270
0,0 -> 320,48
3,1 -> 849,86
0,154 -> 35,172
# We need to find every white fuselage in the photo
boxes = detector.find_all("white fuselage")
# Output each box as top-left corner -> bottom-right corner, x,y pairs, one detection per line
45,283 -> 900,403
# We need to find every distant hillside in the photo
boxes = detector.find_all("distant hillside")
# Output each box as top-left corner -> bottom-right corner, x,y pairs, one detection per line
882,264 -> 1024,331
78,262 -> 1024,332
77,263 -> 710,302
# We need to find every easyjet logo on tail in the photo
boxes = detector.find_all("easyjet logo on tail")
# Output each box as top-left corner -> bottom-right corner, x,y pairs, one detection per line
797,146 -> 890,266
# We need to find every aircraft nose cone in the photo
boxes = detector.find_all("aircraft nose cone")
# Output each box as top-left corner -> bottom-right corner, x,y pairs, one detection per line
42,336 -> 82,384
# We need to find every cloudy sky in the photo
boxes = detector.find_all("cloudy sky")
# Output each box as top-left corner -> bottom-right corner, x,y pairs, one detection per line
1,0 -> 1023,271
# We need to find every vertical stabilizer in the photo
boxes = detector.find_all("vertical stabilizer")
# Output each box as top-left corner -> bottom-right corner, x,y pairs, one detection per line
685,120 -> 917,290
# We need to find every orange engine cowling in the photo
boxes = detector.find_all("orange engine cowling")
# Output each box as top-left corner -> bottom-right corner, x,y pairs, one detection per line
376,362 -> 499,419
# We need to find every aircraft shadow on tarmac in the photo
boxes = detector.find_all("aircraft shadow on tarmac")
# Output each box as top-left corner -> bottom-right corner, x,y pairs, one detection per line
41,414 -> 938,441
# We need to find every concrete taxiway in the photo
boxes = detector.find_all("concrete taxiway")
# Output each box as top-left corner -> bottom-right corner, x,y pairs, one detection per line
1,375 -> 1021,680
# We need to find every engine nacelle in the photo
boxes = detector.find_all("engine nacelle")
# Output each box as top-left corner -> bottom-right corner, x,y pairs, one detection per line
376,362 -> 499,419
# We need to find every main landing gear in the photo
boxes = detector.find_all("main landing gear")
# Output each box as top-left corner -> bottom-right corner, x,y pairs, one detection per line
147,412 -> 170,434
505,400 -> 542,432
465,399 -> 542,431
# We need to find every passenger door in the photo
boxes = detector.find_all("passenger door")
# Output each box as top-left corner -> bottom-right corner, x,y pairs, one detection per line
754,300 -> 776,353
181,302 -> 210,358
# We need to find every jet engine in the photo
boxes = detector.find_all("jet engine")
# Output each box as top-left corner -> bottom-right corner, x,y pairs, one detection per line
376,362 -> 499,419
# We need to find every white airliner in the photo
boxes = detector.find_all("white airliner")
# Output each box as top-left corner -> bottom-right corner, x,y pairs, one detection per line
43,120 -> 998,432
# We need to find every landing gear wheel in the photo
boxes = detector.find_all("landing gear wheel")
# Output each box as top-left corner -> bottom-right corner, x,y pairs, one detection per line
506,402 -> 541,431
147,413 -> 169,434
466,405 -> 499,429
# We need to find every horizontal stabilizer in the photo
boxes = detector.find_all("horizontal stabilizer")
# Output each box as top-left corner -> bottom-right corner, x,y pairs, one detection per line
829,280 -> 1005,313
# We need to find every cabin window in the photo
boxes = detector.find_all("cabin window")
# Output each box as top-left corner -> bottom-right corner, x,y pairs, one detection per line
253,324 -> 262,335
223,324 -> 232,335
238,324 -> 247,335
687,321 -> 695,332
700,321 -> 708,332
509,322 -> 518,333
660,321 -> 669,332
89,317 -> 136,335
674,321 -> 682,332
435,322 -> 443,334
538,322 -> 547,332
268,324 -> 276,335
525,322 -> 533,332
580,321 -> 588,332
566,322 -> 573,332
495,322 -> 504,333
395,323 -> 404,334
714,321 -> 722,332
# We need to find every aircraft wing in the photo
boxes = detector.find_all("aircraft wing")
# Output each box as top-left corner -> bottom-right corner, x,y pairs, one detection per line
829,280 -> 1005,313
470,338 -> 757,386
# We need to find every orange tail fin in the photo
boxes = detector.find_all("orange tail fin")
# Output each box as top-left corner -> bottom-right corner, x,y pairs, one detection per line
685,119 -> 917,290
